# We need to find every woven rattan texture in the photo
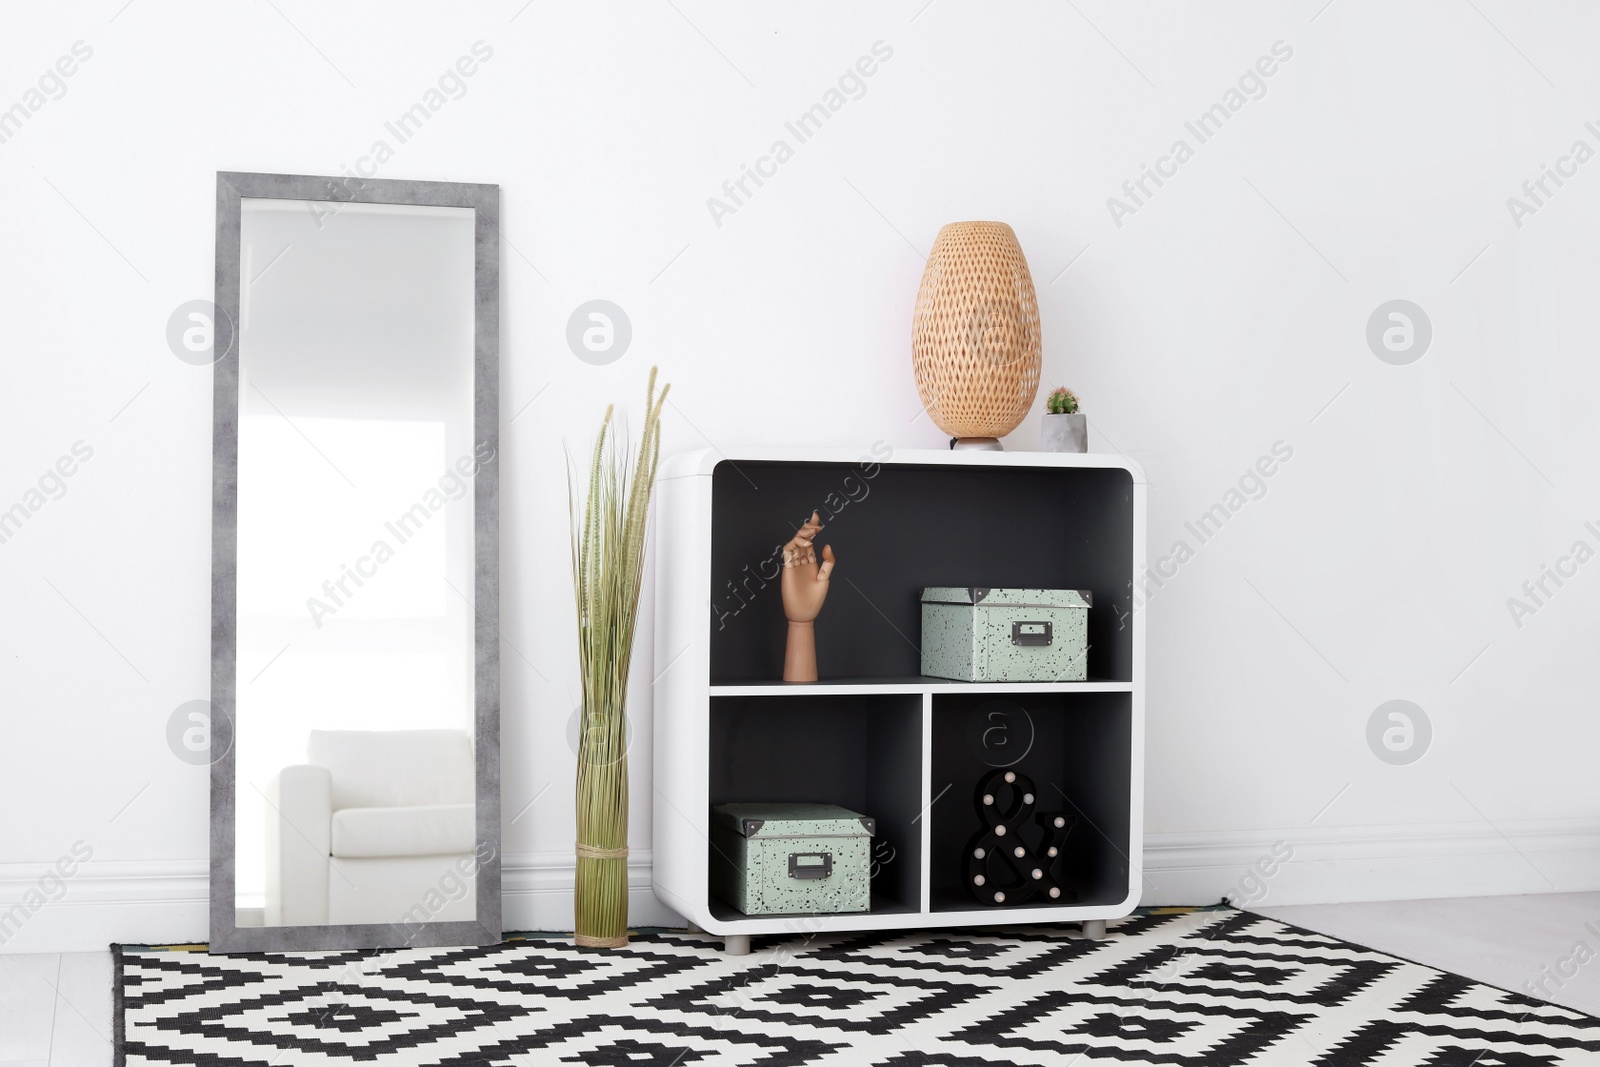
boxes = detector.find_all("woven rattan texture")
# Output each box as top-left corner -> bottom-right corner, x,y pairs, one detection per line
912,221 -> 1042,439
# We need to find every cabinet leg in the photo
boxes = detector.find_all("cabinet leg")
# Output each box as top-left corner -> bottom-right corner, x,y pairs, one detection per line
724,934 -> 751,956
685,921 -> 703,934
1080,919 -> 1107,941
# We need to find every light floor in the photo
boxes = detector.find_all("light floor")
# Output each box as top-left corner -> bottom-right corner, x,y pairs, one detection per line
2,893 -> 1594,1064
1256,891 -> 1600,1018
0,951 -> 113,1067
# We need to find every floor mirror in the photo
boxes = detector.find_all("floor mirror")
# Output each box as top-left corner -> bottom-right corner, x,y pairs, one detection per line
209,172 -> 501,951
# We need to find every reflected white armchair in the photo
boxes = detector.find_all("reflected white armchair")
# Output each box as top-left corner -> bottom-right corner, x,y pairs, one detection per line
264,729 -> 477,927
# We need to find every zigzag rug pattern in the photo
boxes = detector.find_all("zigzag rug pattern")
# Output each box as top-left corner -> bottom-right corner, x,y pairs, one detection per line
114,909 -> 1600,1065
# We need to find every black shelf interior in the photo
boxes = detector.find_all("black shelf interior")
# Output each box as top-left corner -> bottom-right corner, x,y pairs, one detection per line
708,694 -> 922,913
707,460 -> 1134,684
928,690 -> 1132,912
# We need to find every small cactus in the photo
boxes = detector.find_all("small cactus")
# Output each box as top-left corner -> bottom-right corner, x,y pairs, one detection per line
1046,387 -> 1079,415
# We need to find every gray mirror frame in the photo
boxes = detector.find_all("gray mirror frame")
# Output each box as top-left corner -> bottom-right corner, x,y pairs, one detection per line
208,171 -> 501,952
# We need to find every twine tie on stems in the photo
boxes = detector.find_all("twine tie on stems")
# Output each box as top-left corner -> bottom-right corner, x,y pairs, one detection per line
575,843 -> 630,860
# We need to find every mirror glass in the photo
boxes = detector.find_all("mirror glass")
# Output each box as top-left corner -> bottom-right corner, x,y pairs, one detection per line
232,197 -> 482,930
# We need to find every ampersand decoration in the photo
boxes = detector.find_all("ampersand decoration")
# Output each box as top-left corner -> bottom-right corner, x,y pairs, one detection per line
963,768 -> 1077,906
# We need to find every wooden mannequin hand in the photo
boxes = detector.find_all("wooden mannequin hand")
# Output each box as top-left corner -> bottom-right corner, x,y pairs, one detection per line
781,511 -> 836,623
780,512 -> 835,682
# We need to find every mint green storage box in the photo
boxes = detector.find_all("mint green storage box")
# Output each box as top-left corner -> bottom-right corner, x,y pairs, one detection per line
921,587 -> 1091,682
709,803 -> 874,916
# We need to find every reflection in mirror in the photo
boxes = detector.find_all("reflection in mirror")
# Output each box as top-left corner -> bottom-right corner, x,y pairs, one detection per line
232,197 -> 482,931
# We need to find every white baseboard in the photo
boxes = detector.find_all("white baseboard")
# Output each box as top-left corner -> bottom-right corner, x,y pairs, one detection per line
0,852 -> 681,954
0,858 -> 210,954
5,822 -> 1595,953
502,850 -> 684,932
1143,819 -> 1600,908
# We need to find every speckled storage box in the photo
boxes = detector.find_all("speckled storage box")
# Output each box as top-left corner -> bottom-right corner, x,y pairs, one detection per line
709,803 -> 874,916
921,587 -> 1091,682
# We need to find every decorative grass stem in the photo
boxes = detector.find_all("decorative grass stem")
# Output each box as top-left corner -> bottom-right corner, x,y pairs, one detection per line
569,368 -> 669,948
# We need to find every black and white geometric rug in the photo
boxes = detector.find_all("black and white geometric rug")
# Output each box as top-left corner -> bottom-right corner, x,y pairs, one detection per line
115,907 -> 1600,1065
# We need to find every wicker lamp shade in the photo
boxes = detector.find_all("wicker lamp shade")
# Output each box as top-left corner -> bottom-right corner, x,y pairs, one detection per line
912,222 -> 1042,445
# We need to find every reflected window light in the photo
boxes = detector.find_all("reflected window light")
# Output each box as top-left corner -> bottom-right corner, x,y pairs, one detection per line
237,416 -> 451,621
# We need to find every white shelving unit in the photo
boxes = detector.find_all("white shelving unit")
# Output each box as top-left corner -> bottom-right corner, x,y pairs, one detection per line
652,447 -> 1146,953
709,680 -> 1135,697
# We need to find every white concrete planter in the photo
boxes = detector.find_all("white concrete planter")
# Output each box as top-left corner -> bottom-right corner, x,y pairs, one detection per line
1041,412 -> 1087,453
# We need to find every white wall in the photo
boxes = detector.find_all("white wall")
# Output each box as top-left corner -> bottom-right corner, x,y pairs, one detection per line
4,0 -> 1599,952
